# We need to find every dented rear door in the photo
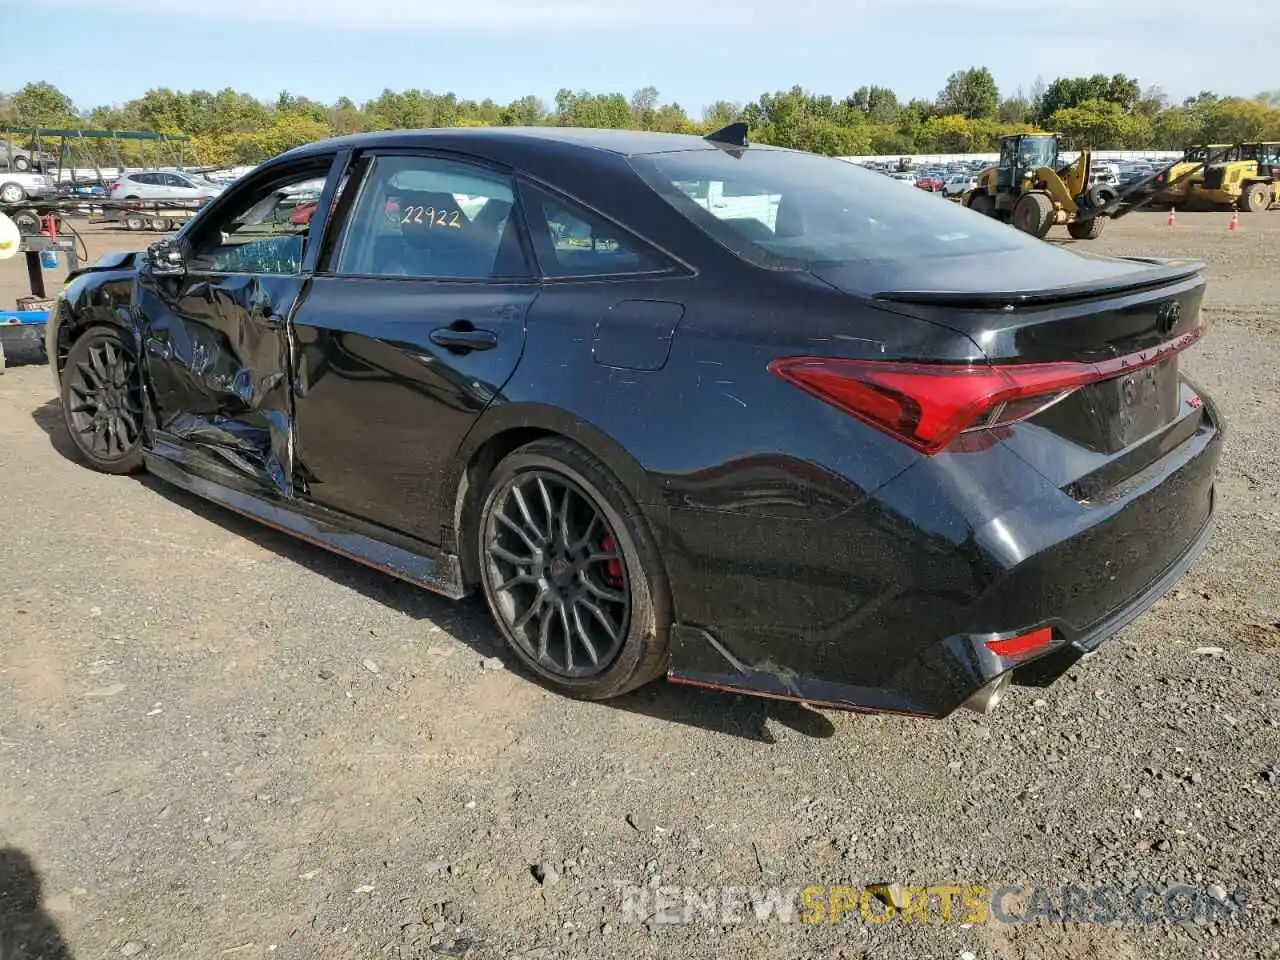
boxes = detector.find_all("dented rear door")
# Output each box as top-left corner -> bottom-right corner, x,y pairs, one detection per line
136,153 -> 345,495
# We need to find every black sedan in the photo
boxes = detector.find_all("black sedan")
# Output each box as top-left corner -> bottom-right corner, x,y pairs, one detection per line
47,124 -> 1222,719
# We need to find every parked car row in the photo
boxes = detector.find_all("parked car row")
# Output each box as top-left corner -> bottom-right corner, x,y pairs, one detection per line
858,157 -> 992,197
857,155 -> 1155,200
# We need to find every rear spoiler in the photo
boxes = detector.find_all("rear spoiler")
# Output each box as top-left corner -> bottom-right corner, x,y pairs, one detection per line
872,258 -> 1205,308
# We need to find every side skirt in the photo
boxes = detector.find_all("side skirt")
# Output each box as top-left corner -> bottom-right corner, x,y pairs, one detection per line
143,448 -> 468,601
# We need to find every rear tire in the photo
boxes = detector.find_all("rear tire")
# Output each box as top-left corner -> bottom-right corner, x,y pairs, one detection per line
149,217 -> 170,231
0,181 -> 26,203
1012,192 -> 1054,238
1241,182 -> 1272,212
123,213 -> 146,231
60,326 -> 146,475
476,437 -> 671,701
1067,216 -> 1106,240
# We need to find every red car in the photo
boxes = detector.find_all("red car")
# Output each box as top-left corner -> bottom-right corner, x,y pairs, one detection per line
915,174 -> 945,193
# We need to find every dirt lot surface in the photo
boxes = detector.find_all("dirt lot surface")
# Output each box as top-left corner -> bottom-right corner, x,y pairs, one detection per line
2,214 -> 1278,960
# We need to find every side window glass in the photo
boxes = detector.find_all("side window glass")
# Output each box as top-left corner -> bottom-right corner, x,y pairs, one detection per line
335,155 -> 527,280
187,165 -> 334,275
521,182 -> 668,279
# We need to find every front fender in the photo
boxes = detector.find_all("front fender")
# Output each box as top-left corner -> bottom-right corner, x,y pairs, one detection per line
50,264 -> 142,377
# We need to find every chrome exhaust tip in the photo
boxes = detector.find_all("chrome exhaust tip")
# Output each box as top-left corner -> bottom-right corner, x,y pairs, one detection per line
962,673 -> 1011,715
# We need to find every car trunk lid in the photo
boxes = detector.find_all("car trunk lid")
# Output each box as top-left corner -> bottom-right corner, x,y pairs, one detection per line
809,251 -> 1211,492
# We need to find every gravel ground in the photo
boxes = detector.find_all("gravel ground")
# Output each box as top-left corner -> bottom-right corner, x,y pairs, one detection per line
1,214 -> 1278,960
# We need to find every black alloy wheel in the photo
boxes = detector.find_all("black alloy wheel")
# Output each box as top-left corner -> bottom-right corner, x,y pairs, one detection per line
477,438 -> 671,700
61,328 -> 146,474
484,469 -> 630,677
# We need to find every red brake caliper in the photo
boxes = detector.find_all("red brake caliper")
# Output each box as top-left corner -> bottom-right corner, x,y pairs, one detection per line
600,533 -> 623,588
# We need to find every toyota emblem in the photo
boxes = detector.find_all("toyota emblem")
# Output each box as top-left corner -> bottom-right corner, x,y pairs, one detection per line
1156,300 -> 1181,334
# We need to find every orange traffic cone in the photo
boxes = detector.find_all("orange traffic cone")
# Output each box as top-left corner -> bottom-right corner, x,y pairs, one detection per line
1167,206 -> 1176,227
1229,207 -> 1239,231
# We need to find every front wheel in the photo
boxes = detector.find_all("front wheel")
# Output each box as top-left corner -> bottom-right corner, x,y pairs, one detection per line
476,438 -> 672,700
1067,216 -> 1106,240
0,181 -> 26,203
1241,182 -> 1272,212
60,327 -> 146,474
1012,192 -> 1054,238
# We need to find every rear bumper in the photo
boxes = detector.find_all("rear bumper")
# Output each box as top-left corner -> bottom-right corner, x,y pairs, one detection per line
668,505 -> 1214,717
667,406 -> 1222,718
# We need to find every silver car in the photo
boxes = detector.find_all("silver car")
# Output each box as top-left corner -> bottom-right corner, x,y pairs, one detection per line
0,171 -> 57,204
108,170 -> 224,203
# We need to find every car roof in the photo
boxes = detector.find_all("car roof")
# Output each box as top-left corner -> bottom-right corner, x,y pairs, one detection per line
277,126 -> 728,163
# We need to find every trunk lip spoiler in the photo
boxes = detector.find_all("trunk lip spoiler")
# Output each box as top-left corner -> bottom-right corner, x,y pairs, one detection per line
870,258 -> 1205,308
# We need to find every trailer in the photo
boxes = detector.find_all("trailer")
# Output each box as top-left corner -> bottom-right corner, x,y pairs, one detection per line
0,219 -> 79,373
92,199 -> 207,233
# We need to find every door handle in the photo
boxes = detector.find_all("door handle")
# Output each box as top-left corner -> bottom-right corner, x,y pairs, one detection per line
430,322 -> 498,353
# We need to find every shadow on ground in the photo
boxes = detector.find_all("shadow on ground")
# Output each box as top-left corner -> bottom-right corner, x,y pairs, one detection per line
29,399 -> 836,744
0,848 -> 74,960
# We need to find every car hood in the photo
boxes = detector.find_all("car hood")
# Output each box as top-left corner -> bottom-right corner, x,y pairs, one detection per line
810,246 -> 1203,304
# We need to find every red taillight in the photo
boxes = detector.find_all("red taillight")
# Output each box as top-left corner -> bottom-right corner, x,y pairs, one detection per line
768,319 -> 1204,456
985,626 -> 1054,659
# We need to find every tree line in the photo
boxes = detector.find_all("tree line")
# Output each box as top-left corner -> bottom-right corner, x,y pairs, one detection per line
4,69 -> 1280,167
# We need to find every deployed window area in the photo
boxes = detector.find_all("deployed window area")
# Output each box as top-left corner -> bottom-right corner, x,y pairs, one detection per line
630,146 -> 1040,270
335,155 -> 527,280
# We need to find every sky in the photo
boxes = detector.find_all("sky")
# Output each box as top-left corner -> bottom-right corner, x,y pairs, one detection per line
2,0 -> 1277,114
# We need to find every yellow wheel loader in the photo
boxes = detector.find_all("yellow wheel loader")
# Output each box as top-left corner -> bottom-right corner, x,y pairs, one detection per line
964,134 -> 1119,239
1201,142 -> 1278,212
963,134 -> 1232,240
1152,144 -> 1233,206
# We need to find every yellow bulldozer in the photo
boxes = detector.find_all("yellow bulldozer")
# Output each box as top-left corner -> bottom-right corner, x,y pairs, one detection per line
963,133 -> 1234,240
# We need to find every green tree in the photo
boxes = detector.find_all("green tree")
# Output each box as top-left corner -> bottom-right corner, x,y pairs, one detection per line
553,89 -> 631,128
702,100 -> 741,130
999,87 -> 1033,124
1048,99 -> 1129,149
11,81 -> 77,127
1036,75 -> 1110,123
1200,98 -> 1280,143
328,97 -> 366,136
499,95 -> 546,126
937,67 -> 999,119
1151,107 -> 1203,149
848,85 -> 900,124
629,86 -> 660,128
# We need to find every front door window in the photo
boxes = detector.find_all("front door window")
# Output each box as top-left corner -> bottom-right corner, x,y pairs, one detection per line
185,163 -> 334,275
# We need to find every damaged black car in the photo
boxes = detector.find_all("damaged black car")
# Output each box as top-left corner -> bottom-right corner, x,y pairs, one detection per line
47,125 -> 1222,718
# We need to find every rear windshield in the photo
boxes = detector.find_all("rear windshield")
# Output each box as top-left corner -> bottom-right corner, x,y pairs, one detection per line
629,147 -> 1040,270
